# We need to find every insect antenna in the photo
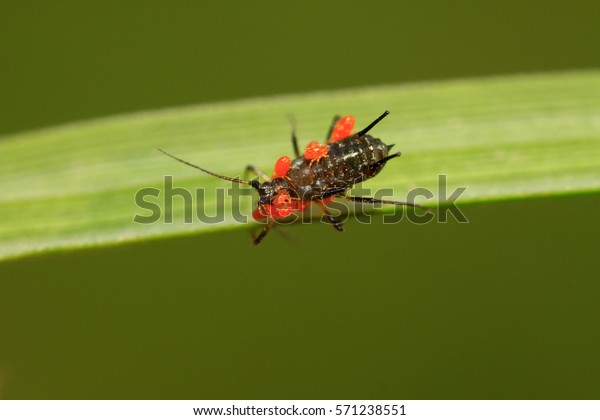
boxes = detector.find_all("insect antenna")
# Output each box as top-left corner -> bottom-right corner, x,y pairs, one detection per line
158,149 -> 260,189
357,110 -> 390,136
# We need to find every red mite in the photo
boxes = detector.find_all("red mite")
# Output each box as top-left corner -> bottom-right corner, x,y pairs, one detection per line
160,111 -> 426,245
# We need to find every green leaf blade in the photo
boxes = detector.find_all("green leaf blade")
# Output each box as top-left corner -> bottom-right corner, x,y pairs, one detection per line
1,71 -> 599,261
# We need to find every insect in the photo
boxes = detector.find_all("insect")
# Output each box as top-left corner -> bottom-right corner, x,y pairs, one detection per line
160,110 -> 426,245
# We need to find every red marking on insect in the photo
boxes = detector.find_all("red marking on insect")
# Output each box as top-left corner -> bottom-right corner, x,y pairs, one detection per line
328,115 -> 355,143
273,155 -> 291,178
303,141 -> 329,160
253,203 -> 294,220
253,190 -> 304,221
252,207 -> 266,221
159,110 -> 430,245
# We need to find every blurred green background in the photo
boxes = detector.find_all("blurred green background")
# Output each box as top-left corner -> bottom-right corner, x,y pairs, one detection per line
0,0 -> 598,399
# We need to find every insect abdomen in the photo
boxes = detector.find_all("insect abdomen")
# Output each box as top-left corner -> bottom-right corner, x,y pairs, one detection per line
324,135 -> 390,182
288,135 -> 392,200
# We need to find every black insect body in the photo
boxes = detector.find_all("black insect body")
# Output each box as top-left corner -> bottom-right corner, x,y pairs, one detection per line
285,134 -> 395,202
160,110 -> 425,244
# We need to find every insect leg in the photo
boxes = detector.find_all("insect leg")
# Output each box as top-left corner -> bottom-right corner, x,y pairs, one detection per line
252,218 -> 275,245
318,201 -> 344,232
344,195 -> 432,213
245,165 -> 271,182
357,110 -> 390,136
325,115 -> 341,140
